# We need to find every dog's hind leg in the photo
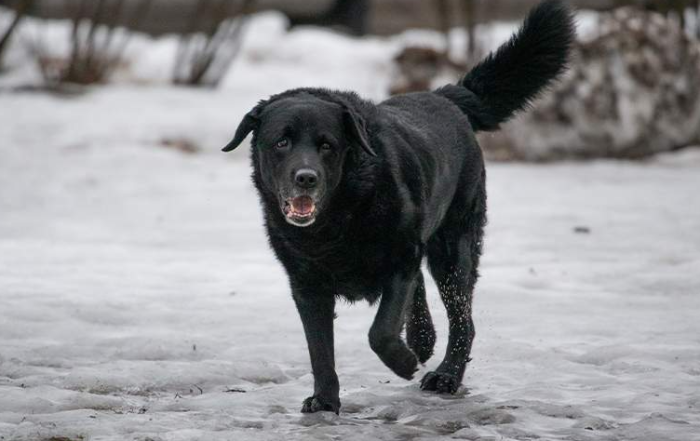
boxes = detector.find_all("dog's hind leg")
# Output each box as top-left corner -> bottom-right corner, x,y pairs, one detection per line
406,271 -> 436,364
421,185 -> 486,394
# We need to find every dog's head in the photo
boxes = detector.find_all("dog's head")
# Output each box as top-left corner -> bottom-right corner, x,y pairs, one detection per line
223,92 -> 376,227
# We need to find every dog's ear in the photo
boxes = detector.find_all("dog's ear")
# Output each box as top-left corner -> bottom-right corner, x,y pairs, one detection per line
222,106 -> 261,152
343,106 -> 377,157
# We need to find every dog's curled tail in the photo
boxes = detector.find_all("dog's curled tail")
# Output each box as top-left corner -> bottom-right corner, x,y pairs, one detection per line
435,0 -> 575,133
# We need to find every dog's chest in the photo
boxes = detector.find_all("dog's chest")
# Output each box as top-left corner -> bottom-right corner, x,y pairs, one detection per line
298,236 -> 390,302
335,277 -> 383,303
321,242 -> 383,272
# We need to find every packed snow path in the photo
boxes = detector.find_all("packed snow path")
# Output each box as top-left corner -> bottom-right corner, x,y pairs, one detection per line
1,87 -> 699,441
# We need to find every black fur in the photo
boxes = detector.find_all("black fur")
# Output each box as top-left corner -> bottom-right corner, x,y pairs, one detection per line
435,0 -> 575,132
223,0 -> 575,414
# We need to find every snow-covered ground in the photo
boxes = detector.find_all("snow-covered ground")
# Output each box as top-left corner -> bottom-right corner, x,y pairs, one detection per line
1,10 -> 700,441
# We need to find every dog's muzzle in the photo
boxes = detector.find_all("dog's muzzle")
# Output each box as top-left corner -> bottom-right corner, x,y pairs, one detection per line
283,195 -> 317,227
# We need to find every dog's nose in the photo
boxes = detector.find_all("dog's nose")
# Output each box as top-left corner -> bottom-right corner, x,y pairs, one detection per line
294,169 -> 318,189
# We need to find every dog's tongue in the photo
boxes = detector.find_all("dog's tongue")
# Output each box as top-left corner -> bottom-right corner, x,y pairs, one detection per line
291,196 -> 314,215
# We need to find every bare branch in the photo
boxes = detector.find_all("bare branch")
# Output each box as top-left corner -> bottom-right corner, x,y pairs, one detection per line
174,0 -> 255,87
0,0 -> 35,66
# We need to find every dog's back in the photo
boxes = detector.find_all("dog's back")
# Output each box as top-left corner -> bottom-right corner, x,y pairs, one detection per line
375,92 -> 480,238
371,0 -> 575,239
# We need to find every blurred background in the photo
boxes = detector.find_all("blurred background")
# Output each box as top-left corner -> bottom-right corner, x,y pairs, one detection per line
1,1 -> 700,441
1,0 -> 699,159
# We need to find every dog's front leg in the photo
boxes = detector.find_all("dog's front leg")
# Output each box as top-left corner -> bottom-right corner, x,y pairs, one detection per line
369,272 -> 419,379
293,290 -> 340,414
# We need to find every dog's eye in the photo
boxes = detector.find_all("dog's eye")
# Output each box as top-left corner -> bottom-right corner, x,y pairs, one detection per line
275,138 -> 289,149
320,142 -> 332,151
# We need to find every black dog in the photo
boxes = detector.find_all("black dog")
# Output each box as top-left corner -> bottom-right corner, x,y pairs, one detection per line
223,0 -> 574,414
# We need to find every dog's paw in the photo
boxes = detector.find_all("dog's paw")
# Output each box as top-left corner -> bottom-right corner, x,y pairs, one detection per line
301,395 -> 340,414
420,371 -> 461,394
388,347 -> 419,380
372,338 -> 419,380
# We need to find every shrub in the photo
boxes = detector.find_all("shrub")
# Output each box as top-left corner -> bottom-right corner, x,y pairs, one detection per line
172,0 -> 254,87
31,0 -> 152,86
0,0 -> 34,69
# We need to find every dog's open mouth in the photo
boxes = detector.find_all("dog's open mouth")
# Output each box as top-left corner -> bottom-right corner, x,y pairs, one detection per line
283,196 -> 317,227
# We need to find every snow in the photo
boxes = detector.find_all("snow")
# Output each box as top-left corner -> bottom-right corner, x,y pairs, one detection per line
1,9 -> 700,441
